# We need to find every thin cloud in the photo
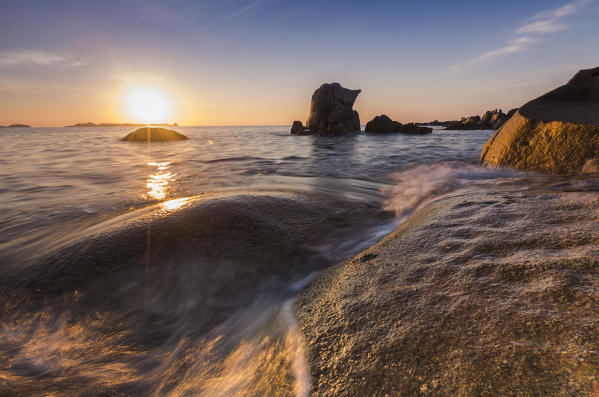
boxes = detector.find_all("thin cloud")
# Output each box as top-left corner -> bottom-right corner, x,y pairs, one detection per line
226,0 -> 264,18
515,20 -> 568,34
449,37 -> 536,71
0,49 -> 85,68
534,0 -> 594,19
449,0 -> 596,71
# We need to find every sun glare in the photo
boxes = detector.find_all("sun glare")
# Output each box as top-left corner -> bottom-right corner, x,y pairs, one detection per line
125,87 -> 170,124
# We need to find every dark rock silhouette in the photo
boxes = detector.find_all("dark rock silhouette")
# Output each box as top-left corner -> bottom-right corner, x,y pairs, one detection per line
122,127 -> 189,142
365,114 -> 432,134
481,66 -> 599,173
304,83 -> 361,134
4,124 -> 31,128
444,109 -> 516,130
290,120 -> 311,135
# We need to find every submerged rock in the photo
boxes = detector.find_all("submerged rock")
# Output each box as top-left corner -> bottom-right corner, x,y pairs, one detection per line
304,83 -> 361,134
297,191 -> 599,396
481,67 -> 599,173
365,114 -> 432,134
122,127 -> 188,142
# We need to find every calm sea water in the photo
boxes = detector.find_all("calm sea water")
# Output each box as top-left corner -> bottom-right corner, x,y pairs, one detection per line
2,125 -> 585,396
0,126 -> 493,266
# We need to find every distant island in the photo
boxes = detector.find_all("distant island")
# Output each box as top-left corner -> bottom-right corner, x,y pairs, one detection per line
0,124 -> 31,128
66,122 -> 179,127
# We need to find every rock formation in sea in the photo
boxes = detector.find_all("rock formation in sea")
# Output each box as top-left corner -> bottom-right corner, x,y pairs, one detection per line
122,127 -> 189,142
443,108 -> 517,130
291,83 -> 361,134
290,120 -> 311,135
3,124 -> 31,128
480,66 -> 599,173
297,190 -> 599,396
365,114 -> 432,134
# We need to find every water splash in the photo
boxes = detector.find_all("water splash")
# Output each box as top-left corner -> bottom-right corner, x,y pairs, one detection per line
382,161 -> 533,221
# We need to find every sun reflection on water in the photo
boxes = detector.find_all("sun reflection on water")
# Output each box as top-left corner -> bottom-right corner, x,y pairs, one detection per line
147,162 -> 173,200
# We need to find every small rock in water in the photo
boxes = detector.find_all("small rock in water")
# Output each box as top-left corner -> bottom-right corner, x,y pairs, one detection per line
290,120 -> 312,135
365,114 -> 432,134
122,127 -> 189,142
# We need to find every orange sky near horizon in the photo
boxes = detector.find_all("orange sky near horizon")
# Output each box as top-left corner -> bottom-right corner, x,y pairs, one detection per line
0,71 -> 568,127
2,1 -> 599,127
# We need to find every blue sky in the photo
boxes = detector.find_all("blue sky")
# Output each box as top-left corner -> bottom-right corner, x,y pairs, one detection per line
0,0 -> 598,125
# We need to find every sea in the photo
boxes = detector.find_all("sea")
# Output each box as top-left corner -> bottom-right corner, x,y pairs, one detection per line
1,125 -> 594,396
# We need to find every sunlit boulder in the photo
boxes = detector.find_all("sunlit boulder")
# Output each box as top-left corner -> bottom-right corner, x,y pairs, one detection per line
481,66 -> 599,173
122,127 -> 189,142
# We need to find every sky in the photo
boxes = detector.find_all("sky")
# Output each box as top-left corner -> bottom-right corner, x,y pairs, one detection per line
0,0 -> 598,126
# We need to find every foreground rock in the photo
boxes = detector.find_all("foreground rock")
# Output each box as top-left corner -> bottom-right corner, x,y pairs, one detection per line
365,114 -> 432,134
122,127 -> 188,142
293,83 -> 361,135
481,67 -> 599,173
443,108 -> 516,130
297,190 -> 599,396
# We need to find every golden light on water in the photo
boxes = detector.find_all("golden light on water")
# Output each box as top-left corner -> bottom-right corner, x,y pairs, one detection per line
147,162 -> 173,200
125,87 -> 171,124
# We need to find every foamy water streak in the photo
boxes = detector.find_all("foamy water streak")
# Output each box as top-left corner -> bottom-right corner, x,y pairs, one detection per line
382,161 -> 536,221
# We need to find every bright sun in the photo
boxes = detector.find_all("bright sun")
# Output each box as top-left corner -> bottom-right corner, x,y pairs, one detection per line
125,87 -> 171,124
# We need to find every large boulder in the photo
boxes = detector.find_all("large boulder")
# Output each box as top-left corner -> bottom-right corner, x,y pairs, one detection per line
366,114 -> 432,134
481,67 -> 599,173
305,83 -> 361,134
122,127 -> 188,142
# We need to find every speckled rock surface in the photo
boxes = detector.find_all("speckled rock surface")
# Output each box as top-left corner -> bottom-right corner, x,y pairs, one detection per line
297,190 -> 599,396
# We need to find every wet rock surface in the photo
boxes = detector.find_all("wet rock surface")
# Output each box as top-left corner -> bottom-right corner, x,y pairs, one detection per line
122,127 -> 189,142
481,67 -> 599,173
297,190 -> 599,396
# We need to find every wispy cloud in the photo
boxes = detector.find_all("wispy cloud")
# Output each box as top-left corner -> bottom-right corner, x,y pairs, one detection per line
226,0 -> 264,18
515,20 -> 568,34
0,49 -> 85,68
449,0 -> 596,70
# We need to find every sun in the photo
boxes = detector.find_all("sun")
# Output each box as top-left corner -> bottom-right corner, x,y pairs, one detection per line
124,87 -> 171,124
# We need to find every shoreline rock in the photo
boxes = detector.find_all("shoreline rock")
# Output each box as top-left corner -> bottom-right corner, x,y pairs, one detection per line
122,127 -> 189,142
481,66 -> 599,173
297,191 -> 599,396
